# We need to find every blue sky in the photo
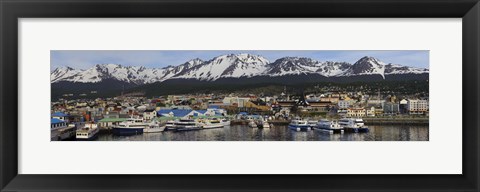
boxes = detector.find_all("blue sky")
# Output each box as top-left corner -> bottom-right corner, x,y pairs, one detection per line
51,50 -> 429,70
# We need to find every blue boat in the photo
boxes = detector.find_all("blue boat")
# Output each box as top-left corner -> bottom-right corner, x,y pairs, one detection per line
112,118 -> 147,135
288,119 -> 312,131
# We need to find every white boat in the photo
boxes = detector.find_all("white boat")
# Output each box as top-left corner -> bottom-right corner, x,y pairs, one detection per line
76,123 -> 100,140
174,118 -> 201,131
165,120 -> 176,130
339,118 -> 369,133
288,119 -> 311,131
112,118 -> 148,135
307,120 -> 318,127
220,118 -> 231,126
200,118 -> 224,129
143,121 -> 166,133
262,121 -> 271,128
248,120 -> 258,128
316,119 -> 344,134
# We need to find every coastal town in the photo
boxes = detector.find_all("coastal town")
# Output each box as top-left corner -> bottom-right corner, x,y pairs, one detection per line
50,87 -> 429,141
50,51 -> 430,141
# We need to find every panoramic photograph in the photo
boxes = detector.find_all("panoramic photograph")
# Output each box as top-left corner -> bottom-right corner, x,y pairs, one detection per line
50,50 -> 429,141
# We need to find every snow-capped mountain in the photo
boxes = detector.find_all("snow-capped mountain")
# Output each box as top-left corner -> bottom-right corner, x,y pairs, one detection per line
264,57 -> 321,76
345,56 -> 387,78
384,63 -> 429,74
316,61 -> 352,77
51,66 -> 85,83
55,64 -> 164,84
51,54 -> 429,84
174,53 -> 269,80
263,57 -> 354,77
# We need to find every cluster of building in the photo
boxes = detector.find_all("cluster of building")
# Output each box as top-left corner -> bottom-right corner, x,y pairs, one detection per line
52,89 -> 429,130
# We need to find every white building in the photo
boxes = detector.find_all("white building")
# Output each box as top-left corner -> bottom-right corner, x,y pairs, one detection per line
407,99 -> 429,115
222,97 -> 250,107
143,109 -> 157,120
366,106 -> 376,117
338,100 -> 353,109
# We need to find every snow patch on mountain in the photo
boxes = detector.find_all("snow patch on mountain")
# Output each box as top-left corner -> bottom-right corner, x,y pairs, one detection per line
51,66 -> 85,83
345,56 -> 386,79
173,53 -> 269,80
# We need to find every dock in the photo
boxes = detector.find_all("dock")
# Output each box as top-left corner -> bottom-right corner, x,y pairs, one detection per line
363,117 -> 428,125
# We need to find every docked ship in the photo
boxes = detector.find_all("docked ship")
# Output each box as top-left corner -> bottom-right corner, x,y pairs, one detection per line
338,118 -> 369,133
112,118 -> 148,135
165,120 -> 176,130
200,118 -> 224,129
174,118 -> 201,131
261,120 -> 271,129
288,119 -> 311,131
143,121 -> 166,133
76,122 -> 100,140
220,118 -> 231,126
307,120 -> 318,127
248,120 -> 258,128
316,119 -> 344,134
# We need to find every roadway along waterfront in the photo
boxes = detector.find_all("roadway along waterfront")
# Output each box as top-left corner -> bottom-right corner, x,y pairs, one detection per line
91,124 -> 429,141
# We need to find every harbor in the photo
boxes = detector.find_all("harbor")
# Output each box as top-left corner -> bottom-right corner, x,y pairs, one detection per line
51,70 -> 429,142
52,114 -> 429,141
94,124 -> 428,141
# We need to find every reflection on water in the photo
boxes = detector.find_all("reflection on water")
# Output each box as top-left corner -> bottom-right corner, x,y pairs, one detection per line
96,125 -> 429,141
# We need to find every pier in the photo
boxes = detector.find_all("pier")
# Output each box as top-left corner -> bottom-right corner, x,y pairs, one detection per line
363,117 -> 428,125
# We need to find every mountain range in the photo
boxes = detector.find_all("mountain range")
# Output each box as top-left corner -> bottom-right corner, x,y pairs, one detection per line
51,54 -> 429,85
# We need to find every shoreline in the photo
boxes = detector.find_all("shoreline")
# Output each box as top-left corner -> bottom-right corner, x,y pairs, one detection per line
363,118 -> 429,125
231,118 -> 429,126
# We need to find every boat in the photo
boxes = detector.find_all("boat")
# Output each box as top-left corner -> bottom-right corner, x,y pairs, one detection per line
248,120 -> 258,128
174,118 -> 201,131
307,120 -> 318,127
339,118 -> 369,133
220,118 -> 231,126
57,126 -> 76,140
112,118 -> 148,135
288,119 -> 311,131
316,119 -> 344,134
76,122 -> 100,140
261,120 -> 271,128
165,120 -> 176,130
143,121 -> 166,133
200,118 -> 224,129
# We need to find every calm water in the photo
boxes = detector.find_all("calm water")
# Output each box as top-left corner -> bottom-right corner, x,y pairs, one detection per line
95,125 -> 429,141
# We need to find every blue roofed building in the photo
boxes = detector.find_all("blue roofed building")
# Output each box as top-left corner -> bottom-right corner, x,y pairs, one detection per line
52,112 -> 69,122
51,118 -> 67,139
51,118 -> 67,129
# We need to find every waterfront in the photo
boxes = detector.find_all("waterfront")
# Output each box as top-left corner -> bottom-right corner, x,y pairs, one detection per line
93,125 -> 429,141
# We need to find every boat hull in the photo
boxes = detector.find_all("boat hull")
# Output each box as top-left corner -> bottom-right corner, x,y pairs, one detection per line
175,126 -> 201,131
221,121 -> 231,126
202,124 -> 224,129
76,134 -> 99,140
288,125 -> 311,131
112,127 -> 144,135
316,127 -> 344,134
343,127 -> 369,133
143,126 -> 166,133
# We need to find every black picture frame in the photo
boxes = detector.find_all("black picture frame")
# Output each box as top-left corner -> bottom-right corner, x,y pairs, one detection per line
1,0 -> 479,191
